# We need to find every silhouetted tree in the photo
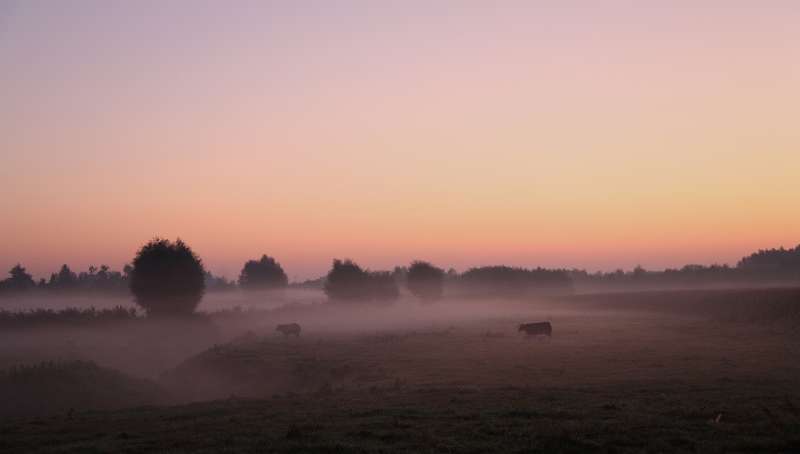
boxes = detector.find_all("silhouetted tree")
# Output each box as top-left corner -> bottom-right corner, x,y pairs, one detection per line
738,245 -> 800,279
49,264 -> 78,290
324,259 -> 369,301
238,255 -> 288,290
0,264 -> 36,293
129,238 -> 205,316
406,261 -> 445,303
324,259 -> 398,303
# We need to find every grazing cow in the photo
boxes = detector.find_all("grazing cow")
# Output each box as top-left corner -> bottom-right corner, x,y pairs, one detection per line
518,321 -> 552,337
276,323 -> 301,337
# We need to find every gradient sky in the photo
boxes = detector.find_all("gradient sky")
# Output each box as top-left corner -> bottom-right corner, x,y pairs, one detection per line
2,1 -> 799,281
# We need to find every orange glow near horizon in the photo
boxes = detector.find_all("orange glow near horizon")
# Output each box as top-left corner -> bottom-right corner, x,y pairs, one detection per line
1,2 -> 799,280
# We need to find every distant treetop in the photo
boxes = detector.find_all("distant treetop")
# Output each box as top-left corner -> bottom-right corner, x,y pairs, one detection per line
238,255 -> 288,290
737,245 -> 800,271
0,264 -> 36,293
324,259 -> 398,303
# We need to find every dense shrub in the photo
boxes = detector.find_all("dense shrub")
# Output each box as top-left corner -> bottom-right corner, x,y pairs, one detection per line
406,261 -> 445,303
129,238 -> 206,316
324,259 -> 398,303
238,255 -> 288,290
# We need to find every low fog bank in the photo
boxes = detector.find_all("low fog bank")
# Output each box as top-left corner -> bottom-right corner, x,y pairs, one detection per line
196,288 -> 325,312
0,295 -> 548,378
2,286 -> 799,381
0,288 -> 326,313
0,296 -> 557,416
2,287 -> 800,418
225,297 -> 551,336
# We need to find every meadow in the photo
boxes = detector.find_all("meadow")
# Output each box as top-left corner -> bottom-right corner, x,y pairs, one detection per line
1,287 -> 799,452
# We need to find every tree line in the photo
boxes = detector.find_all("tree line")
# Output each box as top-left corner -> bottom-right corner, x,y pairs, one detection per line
2,239 -> 800,316
0,262 -> 235,296
567,246 -> 800,290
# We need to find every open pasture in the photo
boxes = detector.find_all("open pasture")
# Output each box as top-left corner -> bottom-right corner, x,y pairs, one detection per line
1,288 -> 799,452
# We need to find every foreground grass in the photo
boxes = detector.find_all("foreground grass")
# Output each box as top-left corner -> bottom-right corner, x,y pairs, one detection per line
2,379 -> 800,453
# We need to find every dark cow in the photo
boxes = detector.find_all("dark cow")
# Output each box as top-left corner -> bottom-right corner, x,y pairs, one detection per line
276,323 -> 301,337
518,321 -> 552,337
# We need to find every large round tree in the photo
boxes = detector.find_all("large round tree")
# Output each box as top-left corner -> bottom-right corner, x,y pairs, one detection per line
238,255 -> 288,290
129,238 -> 205,316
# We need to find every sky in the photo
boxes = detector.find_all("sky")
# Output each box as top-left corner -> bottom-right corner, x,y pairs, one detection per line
1,1 -> 799,281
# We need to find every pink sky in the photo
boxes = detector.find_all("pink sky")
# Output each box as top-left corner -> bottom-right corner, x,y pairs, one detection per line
1,1 -> 799,281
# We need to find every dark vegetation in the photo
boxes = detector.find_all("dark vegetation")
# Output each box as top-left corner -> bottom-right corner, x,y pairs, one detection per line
0,263 -> 232,297
0,306 -> 140,329
324,259 -> 399,303
569,245 -> 800,291
129,238 -> 206,316
4,244 -> 800,301
238,255 -> 289,290
44,264 -> 129,295
454,266 -> 573,297
406,261 -> 445,303
0,264 -> 37,293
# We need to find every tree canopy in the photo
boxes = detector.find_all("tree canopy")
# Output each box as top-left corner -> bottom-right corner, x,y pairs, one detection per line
129,238 -> 205,316
238,255 -> 288,290
324,259 -> 398,303
406,261 -> 445,302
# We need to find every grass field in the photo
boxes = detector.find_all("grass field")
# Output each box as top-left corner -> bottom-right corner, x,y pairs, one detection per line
1,288 -> 799,452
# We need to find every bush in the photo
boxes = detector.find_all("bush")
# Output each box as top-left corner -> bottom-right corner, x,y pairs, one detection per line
129,238 -> 205,316
407,261 -> 445,303
238,255 -> 288,290
323,259 -> 398,303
